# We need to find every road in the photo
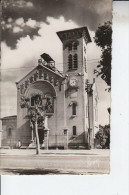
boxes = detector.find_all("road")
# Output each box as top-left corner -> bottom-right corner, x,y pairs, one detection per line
0,149 -> 110,175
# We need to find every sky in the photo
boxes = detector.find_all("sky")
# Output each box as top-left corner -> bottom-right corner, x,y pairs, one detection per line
1,0 -> 112,125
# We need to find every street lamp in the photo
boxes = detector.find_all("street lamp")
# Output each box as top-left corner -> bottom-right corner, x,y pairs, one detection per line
63,128 -> 68,150
44,116 -> 49,150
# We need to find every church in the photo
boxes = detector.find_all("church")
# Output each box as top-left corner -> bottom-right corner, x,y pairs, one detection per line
0,27 -> 99,149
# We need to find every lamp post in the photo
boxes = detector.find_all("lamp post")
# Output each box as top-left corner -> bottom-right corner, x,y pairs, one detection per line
35,120 -> 40,154
44,116 -> 49,150
64,128 -> 68,150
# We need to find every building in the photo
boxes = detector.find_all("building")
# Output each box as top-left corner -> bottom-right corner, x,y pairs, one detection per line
0,116 -> 17,148
0,27 -> 99,149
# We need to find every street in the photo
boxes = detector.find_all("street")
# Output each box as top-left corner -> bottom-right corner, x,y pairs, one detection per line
0,149 -> 110,175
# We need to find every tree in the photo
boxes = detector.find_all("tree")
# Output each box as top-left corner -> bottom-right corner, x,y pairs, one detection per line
95,125 -> 110,149
94,21 -> 112,89
20,95 -> 45,155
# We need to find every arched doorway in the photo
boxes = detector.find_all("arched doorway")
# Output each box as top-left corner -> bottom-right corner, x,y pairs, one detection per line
25,80 -> 56,147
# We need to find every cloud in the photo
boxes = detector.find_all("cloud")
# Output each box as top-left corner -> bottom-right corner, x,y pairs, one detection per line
8,18 -> 13,23
3,0 -> 34,8
1,16 -> 101,80
25,19 -> 39,28
1,17 -> 40,48
26,2 -> 33,7
15,17 -> 25,26
14,0 -> 34,8
6,24 -> 12,29
2,0 -> 112,48
13,26 -> 23,33
1,17 -> 78,70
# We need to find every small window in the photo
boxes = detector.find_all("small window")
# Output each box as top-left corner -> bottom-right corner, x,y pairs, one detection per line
68,43 -> 72,51
73,54 -> 78,69
68,54 -> 72,69
73,42 -> 77,50
73,126 -> 77,136
72,103 -> 77,115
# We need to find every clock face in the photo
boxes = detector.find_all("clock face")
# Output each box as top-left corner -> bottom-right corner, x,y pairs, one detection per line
69,78 -> 77,87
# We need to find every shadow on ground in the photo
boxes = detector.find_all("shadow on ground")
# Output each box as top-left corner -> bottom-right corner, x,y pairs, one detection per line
0,168 -> 77,175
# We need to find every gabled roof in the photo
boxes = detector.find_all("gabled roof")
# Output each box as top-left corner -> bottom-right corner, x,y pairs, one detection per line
16,64 -> 63,85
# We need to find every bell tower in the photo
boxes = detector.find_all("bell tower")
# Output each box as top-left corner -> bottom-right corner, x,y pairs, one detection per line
57,27 -> 91,77
57,27 -> 92,148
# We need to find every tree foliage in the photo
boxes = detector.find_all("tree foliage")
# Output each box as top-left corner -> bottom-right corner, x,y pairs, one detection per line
94,21 -> 112,89
95,125 -> 110,149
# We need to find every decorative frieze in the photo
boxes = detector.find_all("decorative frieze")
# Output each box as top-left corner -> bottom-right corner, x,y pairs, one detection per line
41,73 -> 44,80
55,80 -> 59,86
18,67 -> 64,95
32,75 -> 35,82
36,71 -> 39,80
27,78 -> 30,85
50,77 -> 54,84
46,74 -> 49,80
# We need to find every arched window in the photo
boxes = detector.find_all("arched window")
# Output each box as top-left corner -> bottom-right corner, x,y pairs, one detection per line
68,43 -> 72,51
73,126 -> 77,136
72,103 -> 77,115
73,54 -> 78,69
73,42 -> 77,50
68,54 -> 72,69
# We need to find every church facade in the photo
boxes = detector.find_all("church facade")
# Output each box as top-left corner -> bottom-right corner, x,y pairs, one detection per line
0,27 -> 99,149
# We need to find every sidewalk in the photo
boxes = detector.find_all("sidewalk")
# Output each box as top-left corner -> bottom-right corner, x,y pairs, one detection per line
0,148 -> 110,157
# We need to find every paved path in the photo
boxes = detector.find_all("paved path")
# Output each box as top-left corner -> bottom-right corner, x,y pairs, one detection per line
0,149 -> 110,175
0,148 -> 110,156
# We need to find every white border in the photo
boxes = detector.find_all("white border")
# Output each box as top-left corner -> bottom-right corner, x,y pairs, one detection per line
1,1 -> 129,195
